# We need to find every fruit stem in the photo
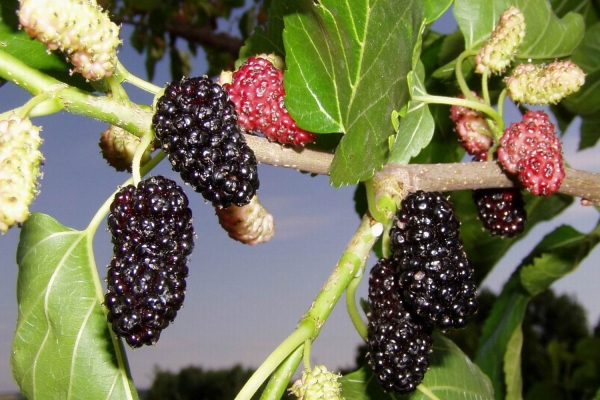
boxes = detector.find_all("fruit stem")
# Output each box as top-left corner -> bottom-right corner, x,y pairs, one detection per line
131,131 -> 155,186
413,94 -> 504,131
454,49 -> 479,102
346,270 -> 368,341
117,62 -> 162,94
106,74 -> 130,103
481,69 -> 491,106
303,340 -> 312,371
234,323 -> 315,400
237,214 -> 381,399
259,345 -> 304,400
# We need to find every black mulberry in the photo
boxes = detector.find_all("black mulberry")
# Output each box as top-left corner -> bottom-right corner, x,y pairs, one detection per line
473,187 -> 527,237
152,76 -> 259,208
367,258 -> 433,394
104,175 -> 194,348
390,191 -> 477,332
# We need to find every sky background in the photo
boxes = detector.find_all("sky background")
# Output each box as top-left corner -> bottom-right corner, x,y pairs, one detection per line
0,5 -> 599,394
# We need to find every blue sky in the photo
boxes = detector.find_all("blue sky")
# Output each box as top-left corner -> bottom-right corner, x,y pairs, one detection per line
1,8 -> 599,394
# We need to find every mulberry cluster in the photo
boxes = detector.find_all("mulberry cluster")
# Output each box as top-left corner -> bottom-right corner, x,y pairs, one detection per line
19,0 -> 121,80
223,56 -> 316,147
367,258 -> 433,395
0,114 -> 43,233
152,76 -> 259,208
389,191 -> 477,332
497,110 -> 565,195
104,176 -> 194,348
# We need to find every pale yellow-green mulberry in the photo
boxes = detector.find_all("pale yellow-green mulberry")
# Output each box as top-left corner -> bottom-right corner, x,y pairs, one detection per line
0,114 -> 43,233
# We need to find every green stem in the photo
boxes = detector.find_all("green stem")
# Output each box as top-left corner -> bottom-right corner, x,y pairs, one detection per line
117,62 -> 162,95
132,131 -> 155,186
413,94 -> 504,131
236,215 -> 381,399
0,49 -> 152,137
481,69 -> 491,106
346,271 -> 368,341
303,340 -> 312,371
260,345 -> 304,400
454,49 -> 479,102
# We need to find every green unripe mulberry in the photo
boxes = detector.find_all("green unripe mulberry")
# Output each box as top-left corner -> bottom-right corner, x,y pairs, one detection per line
0,114 -> 43,233
290,365 -> 344,400
19,0 -> 121,80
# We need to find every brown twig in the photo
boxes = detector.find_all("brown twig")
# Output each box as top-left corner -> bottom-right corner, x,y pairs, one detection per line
246,134 -> 600,203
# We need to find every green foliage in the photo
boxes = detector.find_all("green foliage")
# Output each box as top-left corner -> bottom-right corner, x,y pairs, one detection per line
454,0 -> 585,59
12,213 -> 137,400
282,0 -> 425,186
475,221 -> 600,399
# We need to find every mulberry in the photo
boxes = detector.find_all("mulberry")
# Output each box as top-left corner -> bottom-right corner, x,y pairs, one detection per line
104,175 -> 194,348
0,114 -> 43,233
19,0 -> 121,80
223,56 -> 316,146
152,76 -> 259,208
367,258 -> 433,394
389,191 -> 477,331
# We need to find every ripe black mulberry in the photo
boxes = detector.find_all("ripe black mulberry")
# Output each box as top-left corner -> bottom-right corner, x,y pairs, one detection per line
104,175 -> 194,348
152,76 -> 259,208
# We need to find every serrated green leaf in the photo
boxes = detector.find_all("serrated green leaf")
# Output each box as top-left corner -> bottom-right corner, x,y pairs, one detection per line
237,0 -> 285,65
476,221 -> 600,399
388,61 -> 435,164
454,0 -> 585,60
520,223 -> 600,296
504,326 -> 524,400
563,23 -> 600,116
11,213 -> 138,400
453,191 -> 573,284
282,0 -> 425,185
341,334 -> 494,399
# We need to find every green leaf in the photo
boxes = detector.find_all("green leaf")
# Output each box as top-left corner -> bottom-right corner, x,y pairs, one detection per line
423,0 -> 453,23
562,22 -> 600,116
476,221 -> 600,399
454,0 -> 585,60
282,0 -> 425,185
519,223 -> 600,296
388,61 -> 435,165
549,0 -> 599,26
453,191 -> 573,284
504,326 -> 524,400
341,334 -> 494,399
238,0 -> 285,65
11,213 -> 138,400
475,278 -> 530,400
